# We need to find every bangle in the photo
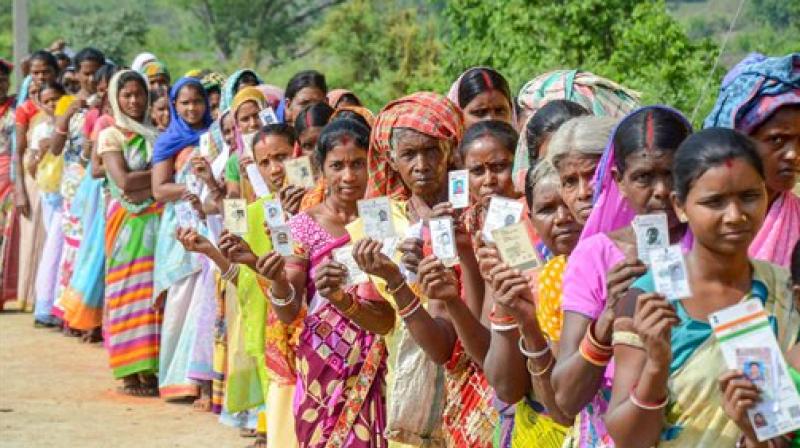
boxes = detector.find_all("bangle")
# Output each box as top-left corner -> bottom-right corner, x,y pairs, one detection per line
629,384 -> 669,410
53,127 -> 67,136
579,336 -> 612,367
340,294 -> 360,317
490,322 -> 519,332
398,296 -> 422,319
221,263 -> 239,282
587,320 -> 612,351
269,283 -> 295,307
488,308 -> 516,325
519,334 -> 551,359
526,354 -> 554,377
386,279 -> 406,296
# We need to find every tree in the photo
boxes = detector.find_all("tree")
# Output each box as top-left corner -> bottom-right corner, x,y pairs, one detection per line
181,0 -> 345,62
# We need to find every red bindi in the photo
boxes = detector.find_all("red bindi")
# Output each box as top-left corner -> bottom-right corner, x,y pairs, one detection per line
724,158 -> 734,168
340,134 -> 351,145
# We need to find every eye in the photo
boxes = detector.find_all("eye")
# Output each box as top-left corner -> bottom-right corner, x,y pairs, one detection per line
352,160 -> 365,169
469,166 -> 485,176
769,136 -> 785,147
562,176 -> 577,188
741,191 -> 762,202
634,173 -> 652,185
699,196 -> 724,209
330,161 -> 344,170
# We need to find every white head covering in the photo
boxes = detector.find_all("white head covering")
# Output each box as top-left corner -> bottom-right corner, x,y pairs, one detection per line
131,52 -> 157,72
107,69 -> 159,147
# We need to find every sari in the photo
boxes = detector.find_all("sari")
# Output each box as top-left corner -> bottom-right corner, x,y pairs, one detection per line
513,70 -> 640,190
289,211 -> 388,448
627,259 -> 799,446
0,95 -> 18,308
704,53 -> 800,268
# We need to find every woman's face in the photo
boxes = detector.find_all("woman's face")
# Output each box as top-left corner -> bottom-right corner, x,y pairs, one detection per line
286,87 -> 326,125
78,59 -> 101,93
556,153 -> 600,225
463,136 -> 515,201
322,141 -> 368,204
29,59 -> 56,87
236,100 -> 261,134
118,80 -> 147,121
462,90 -> 513,130
96,78 -> 109,103
151,96 -> 170,130
253,134 -> 293,191
221,113 -> 235,148
61,70 -> 80,94
148,74 -> 169,92
615,149 -> 679,228
389,130 -> 449,200
39,88 -> 63,116
675,158 -> 768,256
175,85 -> 207,128
529,180 -> 582,256
208,91 -> 221,120
299,126 -> 323,158
749,105 -> 800,195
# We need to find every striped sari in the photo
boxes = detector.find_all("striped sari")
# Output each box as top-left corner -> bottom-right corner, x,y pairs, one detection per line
103,131 -> 163,378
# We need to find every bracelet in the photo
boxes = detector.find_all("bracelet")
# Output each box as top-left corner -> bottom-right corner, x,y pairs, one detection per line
612,331 -> 644,349
386,279 -> 406,296
221,263 -> 239,282
268,283 -> 296,307
629,384 -> 669,410
398,296 -> 422,319
579,336 -> 612,367
490,322 -> 519,332
526,354 -> 555,377
488,309 -> 516,325
587,320 -> 612,351
519,334 -> 551,359
53,127 -> 68,136
340,294 -> 360,317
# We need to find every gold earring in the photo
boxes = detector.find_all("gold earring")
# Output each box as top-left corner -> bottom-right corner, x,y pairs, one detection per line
679,213 -> 688,223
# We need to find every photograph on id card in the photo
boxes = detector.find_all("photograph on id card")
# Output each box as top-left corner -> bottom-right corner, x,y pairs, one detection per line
633,213 -> 669,265
492,221 -> 543,272
429,216 -> 458,266
263,199 -> 285,229
270,225 -> 294,256
448,170 -> 469,209
223,198 -> 249,235
482,196 -> 524,242
259,107 -> 279,125
285,156 -> 316,189
333,246 -> 369,286
650,245 -> 691,301
357,196 -> 395,240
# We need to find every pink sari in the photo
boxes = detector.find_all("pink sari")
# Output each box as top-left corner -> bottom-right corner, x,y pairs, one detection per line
749,191 -> 800,268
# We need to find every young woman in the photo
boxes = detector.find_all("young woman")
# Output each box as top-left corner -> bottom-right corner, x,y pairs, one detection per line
512,69 -> 640,190
220,68 -> 262,112
96,69 -> 161,396
524,100 -> 590,165
551,108 -> 692,447
256,118 -> 395,447
0,59 -> 16,309
482,161 -> 583,447
141,60 -> 171,92
704,53 -> 799,268
150,77 -> 214,401
447,67 -> 514,131
295,102 -> 334,211
281,70 -> 327,126
150,87 -> 170,131
604,128 -> 799,447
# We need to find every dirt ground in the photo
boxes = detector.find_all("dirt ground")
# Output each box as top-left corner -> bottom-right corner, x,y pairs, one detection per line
0,309 -> 246,448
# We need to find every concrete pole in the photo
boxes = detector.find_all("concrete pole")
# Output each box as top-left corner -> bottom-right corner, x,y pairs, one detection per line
13,0 -> 29,89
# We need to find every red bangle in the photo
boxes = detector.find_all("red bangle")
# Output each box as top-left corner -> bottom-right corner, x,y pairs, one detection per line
579,334 -> 612,366
587,320 -> 612,351
398,296 -> 420,316
488,308 -> 516,325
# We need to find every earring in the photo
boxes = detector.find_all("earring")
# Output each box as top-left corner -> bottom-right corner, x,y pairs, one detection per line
678,213 -> 688,223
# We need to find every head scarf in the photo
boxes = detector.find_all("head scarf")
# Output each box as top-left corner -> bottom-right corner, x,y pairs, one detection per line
221,69 -> 263,112
141,60 -> 170,83
152,77 -> 213,164
201,71 -> 226,92
327,89 -> 356,108
513,70 -> 640,189
331,104 -> 375,128
107,70 -> 159,149
366,92 -> 463,200
131,52 -> 157,72
704,52 -> 800,134
184,68 -> 203,79
578,106 -> 692,242
230,86 -> 266,155
256,84 -> 284,111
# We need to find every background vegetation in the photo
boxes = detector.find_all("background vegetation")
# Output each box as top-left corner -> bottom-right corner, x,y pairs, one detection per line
2,0 -> 797,124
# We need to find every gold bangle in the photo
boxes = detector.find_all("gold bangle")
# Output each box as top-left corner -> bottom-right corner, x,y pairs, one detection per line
386,279 -> 406,296
340,293 -> 360,317
527,354 -> 555,377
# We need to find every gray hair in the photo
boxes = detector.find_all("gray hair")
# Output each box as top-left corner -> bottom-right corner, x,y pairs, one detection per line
525,160 -> 560,207
389,127 -> 452,160
546,116 -> 617,168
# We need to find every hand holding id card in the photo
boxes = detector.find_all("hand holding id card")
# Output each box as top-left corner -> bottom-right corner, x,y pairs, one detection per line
649,245 -> 691,301
482,196 -> 524,243
263,199 -> 285,229
285,156 -> 316,189
270,225 -> 294,257
333,245 -> 369,286
223,198 -> 248,236
448,170 -> 469,209
358,197 -> 396,240
711,300 -> 800,441
492,221 -> 543,272
429,216 -> 459,267
633,213 -> 669,265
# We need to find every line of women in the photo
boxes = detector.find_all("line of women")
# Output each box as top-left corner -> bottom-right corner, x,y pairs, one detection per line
1,48 -> 799,448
